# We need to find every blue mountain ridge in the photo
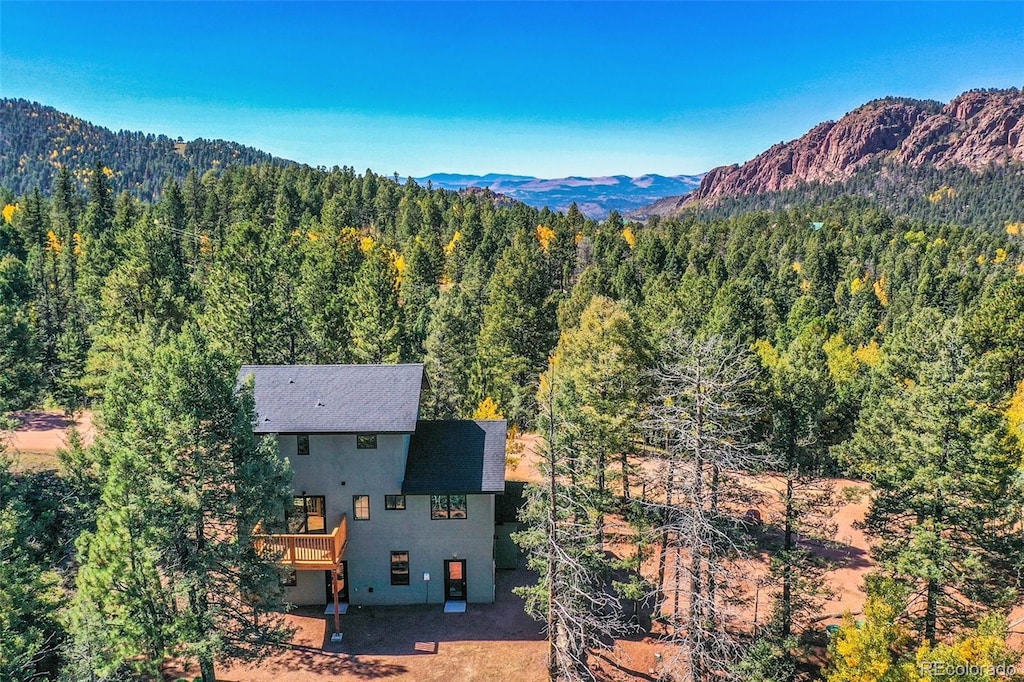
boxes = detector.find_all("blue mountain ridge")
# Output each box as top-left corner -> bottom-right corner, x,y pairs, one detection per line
415,173 -> 704,219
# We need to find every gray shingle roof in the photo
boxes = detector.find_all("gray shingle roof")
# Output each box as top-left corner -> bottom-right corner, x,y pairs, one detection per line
403,420 -> 507,494
238,364 -> 424,433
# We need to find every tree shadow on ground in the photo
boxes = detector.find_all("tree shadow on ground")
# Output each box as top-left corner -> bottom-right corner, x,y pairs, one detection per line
316,568 -> 545,657
265,646 -> 409,679
9,411 -> 76,431
754,525 -> 872,570
594,650 -> 658,682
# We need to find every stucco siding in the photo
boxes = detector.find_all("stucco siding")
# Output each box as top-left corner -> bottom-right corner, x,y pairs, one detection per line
278,434 -> 497,606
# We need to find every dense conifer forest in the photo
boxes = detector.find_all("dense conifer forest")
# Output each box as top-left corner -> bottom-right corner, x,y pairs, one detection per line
2,159 -> 1023,680
685,159 -> 1024,232
0,99 -> 294,200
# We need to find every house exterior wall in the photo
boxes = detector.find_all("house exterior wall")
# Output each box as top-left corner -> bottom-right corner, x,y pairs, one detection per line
278,433 -> 496,606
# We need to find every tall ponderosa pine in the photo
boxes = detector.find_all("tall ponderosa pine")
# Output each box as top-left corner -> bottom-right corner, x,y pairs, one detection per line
294,224 -> 361,363
0,255 -> 40,412
549,295 -> 647,537
841,312 -> 1022,643
475,233 -> 558,424
347,243 -> 404,363
515,357 -> 633,681
423,283 -> 483,418
755,313 -> 840,642
78,162 -> 118,321
0,453 -> 63,682
203,220 -> 292,364
68,327 -> 292,681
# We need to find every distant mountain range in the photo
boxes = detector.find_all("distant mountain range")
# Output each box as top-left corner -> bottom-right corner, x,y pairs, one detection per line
416,173 -> 704,219
5,91 -> 1021,229
0,99 -> 702,216
636,88 -> 1024,223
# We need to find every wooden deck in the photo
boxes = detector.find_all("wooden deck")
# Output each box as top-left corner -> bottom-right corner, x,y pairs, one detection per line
255,514 -> 348,570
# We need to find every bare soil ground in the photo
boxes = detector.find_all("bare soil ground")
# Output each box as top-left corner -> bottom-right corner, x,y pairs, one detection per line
9,414 -> 1021,678
165,568 -> 550,682
1,410 -> 94,471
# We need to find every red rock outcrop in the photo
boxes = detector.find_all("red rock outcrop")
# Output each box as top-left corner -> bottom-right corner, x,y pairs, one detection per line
683,89 -> 1024,206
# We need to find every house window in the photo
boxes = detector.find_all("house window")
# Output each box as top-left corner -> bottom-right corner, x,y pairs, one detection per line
296,435 -> 310,456
288,495 -> 326,533
390,551 -> 410,585
353,495 -> 370,520
430,494 -> 468,520
280,568 -> 297,587
357,434 -> 377,449
385,494 -> 406,510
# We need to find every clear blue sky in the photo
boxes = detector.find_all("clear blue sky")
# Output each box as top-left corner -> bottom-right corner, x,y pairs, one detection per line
2,2 -> 1021,177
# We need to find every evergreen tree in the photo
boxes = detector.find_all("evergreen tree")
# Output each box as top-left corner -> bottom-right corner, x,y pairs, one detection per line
347,243 -> 404,363
203,220 -> 290,364
68,326 -> 292,680
0,256 -> 40,411
423,283 -> 482,418
840,313 -> 1022,643
0,453 -> 63,682
475,233 -> 557,424
78,162 -> 118,321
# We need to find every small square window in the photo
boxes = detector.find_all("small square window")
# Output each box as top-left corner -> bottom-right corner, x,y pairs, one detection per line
385,494 -> 406,510
353,495 -> 370,520
357,434 -> 377,449
430,495 -> 449,520
449,494 -> 467,519
296,435 -> 310,456
280,568 -> 297,587
430,494 -> 468,520
391,551 -> 410,585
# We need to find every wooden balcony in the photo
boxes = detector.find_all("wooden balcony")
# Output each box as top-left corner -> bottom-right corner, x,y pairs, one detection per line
255,514 -> 348,570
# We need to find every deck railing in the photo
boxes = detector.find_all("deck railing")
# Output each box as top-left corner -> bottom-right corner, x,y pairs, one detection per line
255,514 -> 348,568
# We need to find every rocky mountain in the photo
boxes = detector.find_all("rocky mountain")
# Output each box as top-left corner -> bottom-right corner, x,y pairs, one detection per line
0,98 -> 296,200
418,172 -> 703,219
639,88 -> 1024,218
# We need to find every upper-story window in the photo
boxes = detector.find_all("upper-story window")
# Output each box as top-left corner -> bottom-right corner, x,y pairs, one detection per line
357,434 -> 377,449
353,494 -> 370,520
385,494 -> 406,510
288,495 -> 326,533
430,494 -> 467,520
296,434 -> 310,456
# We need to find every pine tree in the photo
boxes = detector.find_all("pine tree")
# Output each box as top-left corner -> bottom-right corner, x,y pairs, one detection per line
78,162 -> 118,322
68,326 -> 293,680
755,314 -> 840,643
514,357 -> 633,681
0,256 -> 40,412
203,220 -> 290,364
0,451 -> 63,682
475,233 -> 558,424
423,283 -> 483,418
840,313 -> 1022,643
347,243 -> 404,363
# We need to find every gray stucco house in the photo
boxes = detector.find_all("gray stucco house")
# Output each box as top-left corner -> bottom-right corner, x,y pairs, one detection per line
240,363 -> 507,613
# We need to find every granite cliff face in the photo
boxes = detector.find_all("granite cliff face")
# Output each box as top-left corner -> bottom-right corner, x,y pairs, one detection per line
679,89 -> 1024,207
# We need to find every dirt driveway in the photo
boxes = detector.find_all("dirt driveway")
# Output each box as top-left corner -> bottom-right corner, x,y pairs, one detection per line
1,410 -> 94,470
167,568 -> 552,681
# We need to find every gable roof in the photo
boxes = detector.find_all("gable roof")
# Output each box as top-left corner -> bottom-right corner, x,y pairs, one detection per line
239,364 -> 424,434
403,420 -> 507,494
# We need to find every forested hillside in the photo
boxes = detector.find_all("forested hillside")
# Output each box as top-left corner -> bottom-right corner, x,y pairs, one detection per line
642,158 -> 1024,231
0,99 -> 295,200
2,161 -> 1023,679
638,88 -> 1024,231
